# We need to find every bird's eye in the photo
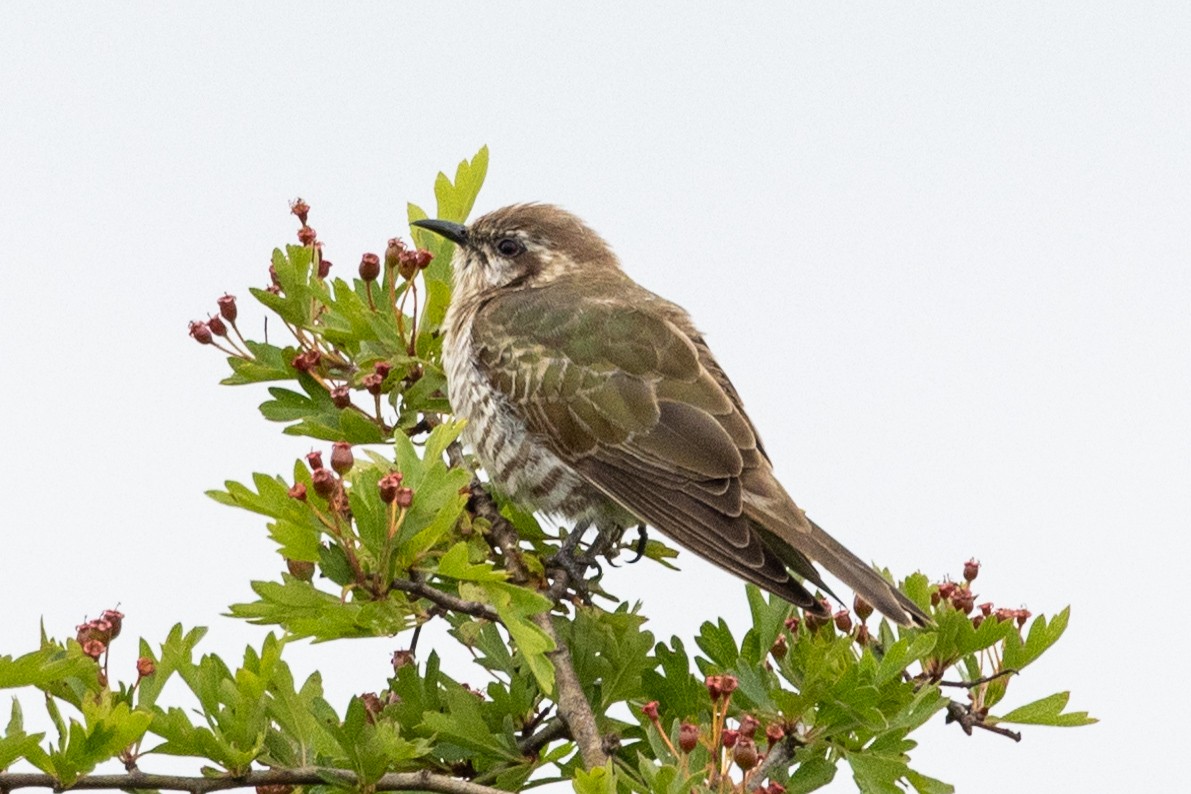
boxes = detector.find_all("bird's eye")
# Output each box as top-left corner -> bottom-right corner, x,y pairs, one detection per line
496,237 -> 525,257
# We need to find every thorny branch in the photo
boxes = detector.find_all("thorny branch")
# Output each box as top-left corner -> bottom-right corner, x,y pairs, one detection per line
467,481 -> 610,770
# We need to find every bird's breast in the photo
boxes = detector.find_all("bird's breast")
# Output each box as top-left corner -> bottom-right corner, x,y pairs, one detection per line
443,300 -> 610,522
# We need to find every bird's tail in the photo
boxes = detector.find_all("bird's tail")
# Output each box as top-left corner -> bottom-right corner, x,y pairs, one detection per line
798,517 -> 930,627
745,481 -> 931,626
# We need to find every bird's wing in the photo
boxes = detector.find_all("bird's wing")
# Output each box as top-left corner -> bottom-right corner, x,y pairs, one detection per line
471,278 -> 827,611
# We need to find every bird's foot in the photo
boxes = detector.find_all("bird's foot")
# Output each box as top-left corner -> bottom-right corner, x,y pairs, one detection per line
546,521 -> 600,604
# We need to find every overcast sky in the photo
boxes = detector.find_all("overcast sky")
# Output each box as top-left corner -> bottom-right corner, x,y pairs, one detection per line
2,3 -> 1188,791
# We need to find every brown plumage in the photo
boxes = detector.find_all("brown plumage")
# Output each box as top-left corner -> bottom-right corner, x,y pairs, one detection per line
414,204 -> 929,626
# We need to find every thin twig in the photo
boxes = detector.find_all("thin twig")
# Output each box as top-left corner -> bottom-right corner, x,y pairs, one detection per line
945,699 -> 1022,742
0,768 -> 506,794
389,577 -> 500,621
937,668 -> 1018,688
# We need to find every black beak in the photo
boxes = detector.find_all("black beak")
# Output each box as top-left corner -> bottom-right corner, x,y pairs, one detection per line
412,218 -> 469,246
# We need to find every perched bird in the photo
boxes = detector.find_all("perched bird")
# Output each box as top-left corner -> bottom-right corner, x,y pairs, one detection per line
414,205 -> 929,626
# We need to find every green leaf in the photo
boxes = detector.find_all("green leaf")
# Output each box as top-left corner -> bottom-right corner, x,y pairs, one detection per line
744,584 -> 793,665
410,145 -> 489,332
420,683 -> 520,761
694,619 -> 739,670
227,577 -> 415,640
339,408 -> 387,443
905,769 -> 956,794
785,753 -> 837,793
220,341 -> 293,385
481,582 -> 556,693
641,637 -> 705,721
0,700 -> 43,771
0,647 -> 98,691
424,419 -> 467,463
996,691 -> 1096,727
571,761 -> 619,794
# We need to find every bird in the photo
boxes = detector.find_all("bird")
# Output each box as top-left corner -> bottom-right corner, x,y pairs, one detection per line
413,204 -> 929,626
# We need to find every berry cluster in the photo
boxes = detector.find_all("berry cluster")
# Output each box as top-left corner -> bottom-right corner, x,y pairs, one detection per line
640,674 -> 791,792
929,558 -> 1031,630
74,608 -> 155,690
187,198 -> 437,434
281,442 -> 416,594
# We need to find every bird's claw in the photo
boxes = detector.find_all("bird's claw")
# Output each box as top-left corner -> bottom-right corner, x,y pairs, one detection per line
627,524 -> 648,563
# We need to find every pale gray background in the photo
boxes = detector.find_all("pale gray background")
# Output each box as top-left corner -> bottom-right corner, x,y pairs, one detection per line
2,3 -> 1187,791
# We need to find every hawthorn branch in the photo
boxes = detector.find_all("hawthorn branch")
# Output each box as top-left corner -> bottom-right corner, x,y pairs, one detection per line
468,481 -> 610,770
0,768 -> 503,794
745,734 -> 802,792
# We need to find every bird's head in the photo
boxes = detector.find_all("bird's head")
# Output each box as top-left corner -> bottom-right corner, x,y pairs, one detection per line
413,203 -> 619,298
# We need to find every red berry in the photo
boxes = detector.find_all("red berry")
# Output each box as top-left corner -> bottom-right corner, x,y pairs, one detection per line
289,198 -> 310,225
721,728 -> 739,748
360,253 -> 381,282
765,722 -> 785,746
641,700 -> 659,721
306,450 -> 324,470
963,558 -> 981,583
311,467 -> 336,499
297,225 -> 316,246
362,372 -> 384,395
102,610 -> 123,639
833,609 -> 853,633
385,238 -> 407,272
288,483 -> 307,501
378,472 -> 404,504
136,657 -> 156,678
188,321 -> 213,345
286,559 -> 314,580
951,587 -> 975,614
330,442 -> 354,475
733,736 -> 758,770
331,385 -> 351,409
853,594 -> 873,622
738,714 -> 759,739
217,294 -> 238,322
679,722 -> 699,753
207,315 -> 228,336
